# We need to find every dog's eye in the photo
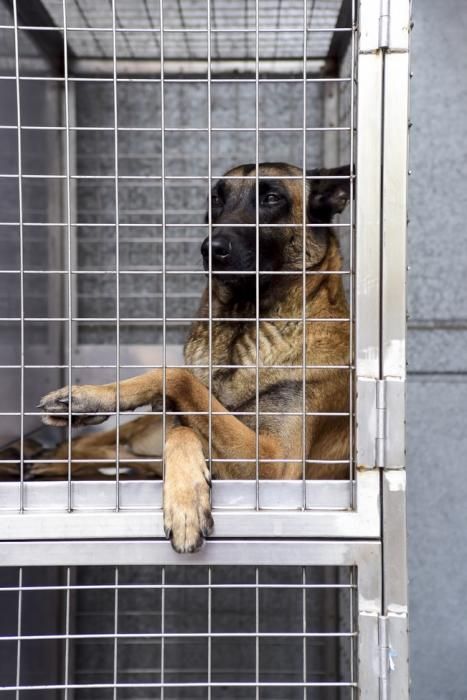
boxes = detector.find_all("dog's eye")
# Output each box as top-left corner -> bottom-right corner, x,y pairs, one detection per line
262,192 -> 282,205
211,194 -> 222,208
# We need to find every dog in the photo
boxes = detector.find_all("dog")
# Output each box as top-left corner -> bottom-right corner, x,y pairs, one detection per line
38,161 -> 352,552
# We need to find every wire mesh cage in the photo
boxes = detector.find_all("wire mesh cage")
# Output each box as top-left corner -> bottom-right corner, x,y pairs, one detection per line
0,564 -> 357,699
0,0 -> 410,697
0,0 -> 361,519
0,540 -> 382,699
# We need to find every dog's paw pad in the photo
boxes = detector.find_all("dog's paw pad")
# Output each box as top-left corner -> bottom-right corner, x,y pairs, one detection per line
163,482 -> 213,554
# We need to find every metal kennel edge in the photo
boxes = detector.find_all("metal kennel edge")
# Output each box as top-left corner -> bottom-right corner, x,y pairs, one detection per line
0,0 -> 410,698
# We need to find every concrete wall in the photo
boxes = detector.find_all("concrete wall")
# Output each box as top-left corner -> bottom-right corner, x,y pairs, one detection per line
408,2 -> 467,699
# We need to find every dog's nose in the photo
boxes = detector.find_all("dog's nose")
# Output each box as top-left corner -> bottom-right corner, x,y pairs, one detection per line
201,236 -> 232,261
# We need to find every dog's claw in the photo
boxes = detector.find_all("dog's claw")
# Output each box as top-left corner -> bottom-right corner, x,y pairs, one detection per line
201,512 -> 214,538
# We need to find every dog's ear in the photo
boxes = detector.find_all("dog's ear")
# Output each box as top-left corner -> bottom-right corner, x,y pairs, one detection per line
307,165 -> 353,223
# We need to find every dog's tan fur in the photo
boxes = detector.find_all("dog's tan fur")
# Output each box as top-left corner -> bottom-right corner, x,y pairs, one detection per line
38,162 -> 350,552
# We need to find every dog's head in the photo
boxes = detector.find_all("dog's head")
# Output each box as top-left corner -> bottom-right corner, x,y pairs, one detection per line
201,162 -> 351,297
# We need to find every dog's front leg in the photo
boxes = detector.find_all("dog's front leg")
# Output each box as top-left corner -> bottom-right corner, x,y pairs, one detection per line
39,369 -> 172,427
163,426 -> 213,553
39,368 -> 286,475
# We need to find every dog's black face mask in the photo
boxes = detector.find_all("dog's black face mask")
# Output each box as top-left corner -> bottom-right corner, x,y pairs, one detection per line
201,174 -> 289,294
200,162 -> 351,299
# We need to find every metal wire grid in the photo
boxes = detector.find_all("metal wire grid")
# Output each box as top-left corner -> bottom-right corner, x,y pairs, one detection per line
0,0 -> 410,695
0,0 -> 346,63
0,564 -> 357,698
0,0 -> 356,512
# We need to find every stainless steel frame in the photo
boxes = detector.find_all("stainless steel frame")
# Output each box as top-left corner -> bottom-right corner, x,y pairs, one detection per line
0,540 -> 382,699
0,0 -> 382,539
0,472 -> 380,539
0,0 -> 410,697
380,3 -> 410,698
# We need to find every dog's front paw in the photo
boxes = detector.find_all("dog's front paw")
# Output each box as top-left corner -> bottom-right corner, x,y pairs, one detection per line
164,484 -> 213,553
163,442 -> 213,553
38,385 -> 114,427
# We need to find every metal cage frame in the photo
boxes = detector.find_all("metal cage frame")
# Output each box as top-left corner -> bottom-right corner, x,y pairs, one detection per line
1,540 -> 381,697
0,0 -> 410,698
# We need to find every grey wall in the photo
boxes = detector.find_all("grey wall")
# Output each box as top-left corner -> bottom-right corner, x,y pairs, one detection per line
408,2 -> 467,699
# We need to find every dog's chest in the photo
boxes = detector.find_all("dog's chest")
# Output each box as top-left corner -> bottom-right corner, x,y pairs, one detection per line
185,319 -> 302,409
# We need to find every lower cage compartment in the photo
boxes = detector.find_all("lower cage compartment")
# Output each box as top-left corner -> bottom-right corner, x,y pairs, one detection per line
0,564 -> 357,700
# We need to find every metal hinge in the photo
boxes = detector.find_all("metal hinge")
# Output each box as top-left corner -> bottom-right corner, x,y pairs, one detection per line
356,376 -> 405,469
375,379 -> 387,468
377,377 -> 406,469
378,0 -> 390,49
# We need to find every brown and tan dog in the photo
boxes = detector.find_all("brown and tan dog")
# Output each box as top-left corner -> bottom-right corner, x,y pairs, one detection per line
38,162 -> 352,552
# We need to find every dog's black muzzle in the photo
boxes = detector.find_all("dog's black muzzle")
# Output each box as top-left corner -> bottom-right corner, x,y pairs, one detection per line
201,228 -> 255,280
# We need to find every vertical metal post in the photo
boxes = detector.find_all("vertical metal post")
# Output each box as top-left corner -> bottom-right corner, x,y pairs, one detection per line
381,2 -> 411,698
349,568 -> 356,699
357,556 -> 382,700
160,566 -> 165,700
355,0 -> 383,471
301,0 -> 308,509
11,0 -> 25,511
113,566 -> 119,700
62,0 -> 74,510
66,83 -> 78,388
15,567 -> 22,700
356,2 -> 410,697
302,567 -> 307,699
207,566 -> 212,700
381,17 -> 409,470
63,567 -> 71,700
207,0 -> 213,486
254,0 -> 260,509
159,0 -> 167,484
111,0 -> 121,509
255,567 -> 259,700
347,0 -> 356,491
381,471 -> 409,699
